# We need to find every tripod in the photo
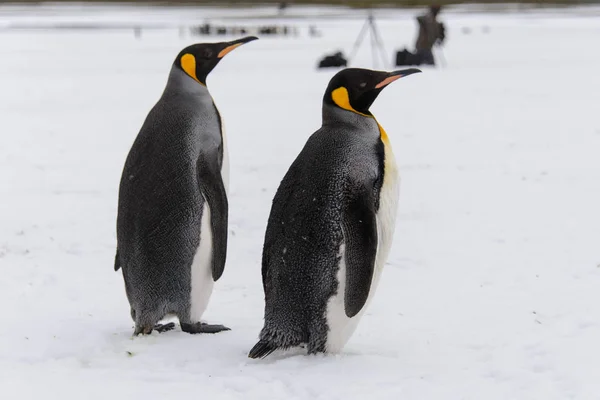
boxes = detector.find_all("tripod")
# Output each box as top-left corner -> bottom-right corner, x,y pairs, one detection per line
348,13 -> 389,69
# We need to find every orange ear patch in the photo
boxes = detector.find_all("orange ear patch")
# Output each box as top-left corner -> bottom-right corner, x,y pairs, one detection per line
331,87 -> 369,117
332,87 -> 389,144
181,53 -> 200,83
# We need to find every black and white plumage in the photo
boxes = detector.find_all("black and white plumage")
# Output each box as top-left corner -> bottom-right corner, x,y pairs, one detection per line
115,36 -> 257,336
249,67 -> 421,358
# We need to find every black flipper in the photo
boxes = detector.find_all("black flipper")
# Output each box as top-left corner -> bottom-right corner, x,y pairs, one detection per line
248,340 -> 278,359
197,157 -> 228,282
114,249 -> 121,271
341,188 -> 378,318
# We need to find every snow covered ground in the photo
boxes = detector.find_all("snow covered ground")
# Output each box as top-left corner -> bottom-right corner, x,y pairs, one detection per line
1,3 -> 600,399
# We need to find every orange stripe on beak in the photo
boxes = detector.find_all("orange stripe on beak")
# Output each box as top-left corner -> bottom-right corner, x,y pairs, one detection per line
218,43 -> 243,58
375,75 -> 402,89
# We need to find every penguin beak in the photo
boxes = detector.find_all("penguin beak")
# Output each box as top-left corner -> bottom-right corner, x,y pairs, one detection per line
218,36 -> 259,58
375,68 -> 422,89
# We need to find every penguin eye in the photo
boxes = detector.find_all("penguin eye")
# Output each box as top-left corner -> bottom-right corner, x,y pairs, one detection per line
359,82 -> 367,88
202,48 -> 213,58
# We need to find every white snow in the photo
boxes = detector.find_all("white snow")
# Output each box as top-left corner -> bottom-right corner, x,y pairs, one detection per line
1,4 -> 600,399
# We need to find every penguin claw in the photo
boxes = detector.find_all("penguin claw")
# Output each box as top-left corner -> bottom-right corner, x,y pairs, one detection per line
181,322 -> 231,334
154,322 -> 176,333
133,322 -> 176,336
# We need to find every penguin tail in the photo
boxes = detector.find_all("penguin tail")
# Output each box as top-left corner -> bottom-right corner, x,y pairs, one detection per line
248,340 -> 278,359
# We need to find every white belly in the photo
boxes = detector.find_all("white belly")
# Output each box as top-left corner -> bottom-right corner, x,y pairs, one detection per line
188,105 -> 228,322
325,139 -> 400,353
189,198 -> 215,322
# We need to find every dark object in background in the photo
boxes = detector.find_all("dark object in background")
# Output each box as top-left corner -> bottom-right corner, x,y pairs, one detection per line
395,49 -> 418,66
399,5 -> 445,67
317,51 -> 348,69
190,22 -> 295,37
439,22 -> 446,42
196,23 -> 211,35
395,48 -> 435,66
309,25 -> 322,38
416,5 -> 445,52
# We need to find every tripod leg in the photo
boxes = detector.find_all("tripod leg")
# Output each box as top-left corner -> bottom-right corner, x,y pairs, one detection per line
369,24 -> 378,68
370,19 -> 389,69
435,47 -> 447,68
348,19 -> 370,63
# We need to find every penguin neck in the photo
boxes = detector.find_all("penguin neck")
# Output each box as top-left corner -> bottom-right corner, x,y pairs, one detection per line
163,66 -> 213,101
322,103 -> 379,131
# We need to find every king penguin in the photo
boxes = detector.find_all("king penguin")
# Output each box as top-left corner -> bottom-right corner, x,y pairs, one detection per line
248,67 -> 421,358
115,36 -> 258,335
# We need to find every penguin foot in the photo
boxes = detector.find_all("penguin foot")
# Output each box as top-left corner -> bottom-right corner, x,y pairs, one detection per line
133,322 -> 176,336
181,322 -> 231,334
154,322 -> 176,333
133,325 -> 153,336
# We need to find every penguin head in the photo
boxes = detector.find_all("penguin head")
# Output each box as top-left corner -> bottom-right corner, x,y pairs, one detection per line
174,36 -> 258,86
324,68 -> 421,116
